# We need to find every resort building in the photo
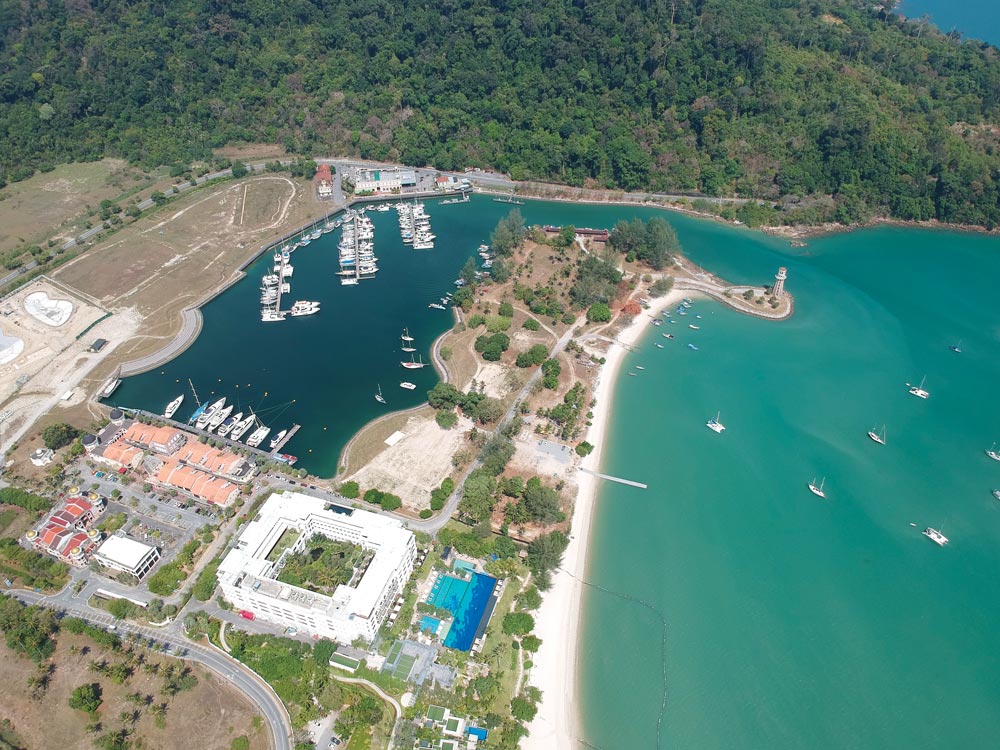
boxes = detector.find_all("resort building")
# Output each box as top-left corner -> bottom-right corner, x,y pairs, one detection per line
217,491 -> 417,643
29,447 -> 54,467
94,535 -> 161,579
122,423 -> 187,455
153,462 -> 242,506
27,495 -> 105,565
315,163 -> 334,199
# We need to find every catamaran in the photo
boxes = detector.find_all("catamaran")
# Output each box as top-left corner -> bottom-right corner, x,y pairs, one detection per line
269,429 -> 288,450
987,442 -> 1000,461
401,354 -> 427,369
908,375 -> 930,399
163,394 -> 184,420
195,398 -> 226,430
375,385 -> 386,404
706,411 -> 726,433
246,425 -> 271,448
867,425 -> 887,445
808,477 -> 827,498
217,411 -> 243,437
922,527 -> 949,546
289,300 -> 320,317
229,414 -> 257,442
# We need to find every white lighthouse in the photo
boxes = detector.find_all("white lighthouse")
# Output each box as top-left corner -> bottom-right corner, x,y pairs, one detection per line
773,267 -> 787,298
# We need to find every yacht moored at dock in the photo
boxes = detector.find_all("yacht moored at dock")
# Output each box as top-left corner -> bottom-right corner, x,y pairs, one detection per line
269,429 -> 288,450
163,394 -> 184,419
229,414 -> 257,442
217,411 -> 243,437
195,398 -> 226,430
246,425 -> 271,448
206,404 -> 234,431
289,300 -> 320,317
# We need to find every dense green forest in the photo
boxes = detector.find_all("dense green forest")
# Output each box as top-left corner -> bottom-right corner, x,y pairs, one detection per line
2,0 -> 1000,225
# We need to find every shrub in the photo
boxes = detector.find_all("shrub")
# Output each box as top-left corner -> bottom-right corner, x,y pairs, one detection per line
498,302 -> 514,317
468,314 -> 487,328
586,302 -> 612,322
575,441 -> 594,456
338,481 -> 360,499
419,509 -> 433,519
649,276 -> 674,297
435,410 -> 458,429
522,317 -> 540,331
502,612 -> 535,636
68,683 -> 103,714
0,487 -> 50,511
41,422 -> 80,450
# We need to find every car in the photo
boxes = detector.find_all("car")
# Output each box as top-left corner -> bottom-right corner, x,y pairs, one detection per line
329,738 -> 342,747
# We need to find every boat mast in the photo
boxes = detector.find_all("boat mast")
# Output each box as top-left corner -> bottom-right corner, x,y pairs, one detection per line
188,378 -> 202,408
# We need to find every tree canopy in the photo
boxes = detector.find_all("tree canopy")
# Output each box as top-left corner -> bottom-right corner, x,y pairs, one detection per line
2,2 -> 1000,224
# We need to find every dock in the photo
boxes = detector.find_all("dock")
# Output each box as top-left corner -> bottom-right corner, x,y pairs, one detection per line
268,423 -> 300,457
579,467 -> 647,489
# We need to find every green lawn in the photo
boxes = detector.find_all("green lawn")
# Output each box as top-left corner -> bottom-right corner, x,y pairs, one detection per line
265,527 -> 299,561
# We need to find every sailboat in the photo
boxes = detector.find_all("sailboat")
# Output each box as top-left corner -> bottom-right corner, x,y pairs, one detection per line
867,424 -> 887,445
401,328 -> 416,353
808,477 -> 827,498
986,442 -> 1000,462
907,375 -> 930,399
949,340 -> 962,353
706,411 -> 726,433
375,385 -> 386,404
401,354 -> 427,369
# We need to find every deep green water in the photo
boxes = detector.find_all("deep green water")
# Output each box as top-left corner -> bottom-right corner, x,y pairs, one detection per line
579,223 -> 1000,749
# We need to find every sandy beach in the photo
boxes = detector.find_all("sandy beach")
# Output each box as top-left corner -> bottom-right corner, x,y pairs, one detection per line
523,287 -> 689,750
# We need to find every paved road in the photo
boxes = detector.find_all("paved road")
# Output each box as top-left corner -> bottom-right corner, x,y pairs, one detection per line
8,588 -> 293,750
119,308 -> 202,376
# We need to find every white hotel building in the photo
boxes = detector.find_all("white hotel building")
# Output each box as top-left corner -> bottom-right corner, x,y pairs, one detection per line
217,491 -> 416,643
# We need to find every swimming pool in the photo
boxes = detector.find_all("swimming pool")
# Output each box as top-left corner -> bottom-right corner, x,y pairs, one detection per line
427,572 -> 497,650
419,615 -> 440,634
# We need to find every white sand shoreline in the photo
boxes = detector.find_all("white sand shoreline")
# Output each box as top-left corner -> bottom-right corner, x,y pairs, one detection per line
523,287 -> 690,750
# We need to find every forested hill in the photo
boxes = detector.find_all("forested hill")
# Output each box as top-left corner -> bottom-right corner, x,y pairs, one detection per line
3,0 -> 1000,225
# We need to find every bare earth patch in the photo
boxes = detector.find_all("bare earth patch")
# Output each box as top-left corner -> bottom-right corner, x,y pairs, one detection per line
346,411 -> 474,512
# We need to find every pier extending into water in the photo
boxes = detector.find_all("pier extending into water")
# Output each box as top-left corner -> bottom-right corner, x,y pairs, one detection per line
579,467 -> 648,489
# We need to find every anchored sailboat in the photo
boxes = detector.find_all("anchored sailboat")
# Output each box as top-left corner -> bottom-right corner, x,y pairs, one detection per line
868,424 -> 886,445
808,477 -> 826,498
375,385 -> 386,404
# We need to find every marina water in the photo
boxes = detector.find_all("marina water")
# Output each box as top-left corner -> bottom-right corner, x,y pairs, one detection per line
900,0 -> 1000,45
111,194 -> 1000,747
579,222 -> 1000,749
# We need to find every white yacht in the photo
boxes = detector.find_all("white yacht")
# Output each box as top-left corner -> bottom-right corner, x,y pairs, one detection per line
246,425 -> 271,448
400,381 -> 416,390
206,404 -> 234,431
867,425 -> 886,445
289,300 -> 320,317
229,414 -> 257,442
217,411 -> 243,437
706,411 -> 726,433
163,394 -> 184,420
195,398 -> 226,430
269,429 -> 288,449
986,442 -> 1000,462
401,354 -> 427,369
922,527 -> 949,546
375,385 -> 386,404
908,375 -> 930,399
807,477 -> 826,498
261,309 -> 286,322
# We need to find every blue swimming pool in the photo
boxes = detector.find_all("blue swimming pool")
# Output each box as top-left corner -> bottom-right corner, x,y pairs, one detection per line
419,615 -> 440,634
427,572 -> 497,650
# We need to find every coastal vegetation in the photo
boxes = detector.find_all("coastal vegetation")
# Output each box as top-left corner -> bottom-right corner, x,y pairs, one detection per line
6,3 -> 1000,224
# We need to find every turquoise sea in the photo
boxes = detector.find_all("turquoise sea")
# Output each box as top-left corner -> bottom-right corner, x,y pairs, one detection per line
109,193 -> 1000,747
900,0 -> 999,44
579,222 -> 1000,749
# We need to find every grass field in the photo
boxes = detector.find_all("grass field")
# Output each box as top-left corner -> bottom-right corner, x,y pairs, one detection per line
0,632 -> 268,750
0,160 -> 153,254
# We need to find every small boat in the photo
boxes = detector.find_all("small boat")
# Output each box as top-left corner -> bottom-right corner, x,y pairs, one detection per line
289,300 -> 320,317
163,394 -> 184,420
269,429 -> 288,450
689,324 -> 700,330
706,411 -> 726,434
400,382 -> 416,390
273,453 -> 298,465
217,411 -> 243,437
100,375 -> 122,399
987,442 -> 1000,461
922,527 -> 949,546
375,385 -> 386,404
188,402 -> 207,425
246,425 -> 271,448
807,477 -> 826,498
656,343 -> 664,349
949,341 -> 962,353
635,366 -> 645,371
401,328 -> 414,342
991,489 -> 1000,501
196,398 -> 226,430
261,309 -> 286,322
687,343 -> 699,350
695,314 -> 703,319
907,375 -> 930,399
662,333 -> 674,340
429,303 -> 446,310
867,425 -> 886,445
627,372 -> 637,377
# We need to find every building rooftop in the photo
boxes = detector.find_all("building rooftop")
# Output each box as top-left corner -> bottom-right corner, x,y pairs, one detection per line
96,535 -> 156,569
219,491 -> 414,625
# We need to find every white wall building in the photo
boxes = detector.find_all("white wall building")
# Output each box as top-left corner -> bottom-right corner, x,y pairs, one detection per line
94,535 -> 161,579
217,491 -> 417,643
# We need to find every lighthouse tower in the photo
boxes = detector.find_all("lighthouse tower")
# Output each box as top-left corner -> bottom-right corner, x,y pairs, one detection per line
773,267 -> 787,298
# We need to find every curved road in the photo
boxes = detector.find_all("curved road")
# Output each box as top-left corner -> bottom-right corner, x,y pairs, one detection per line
8,589 -> 292,750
